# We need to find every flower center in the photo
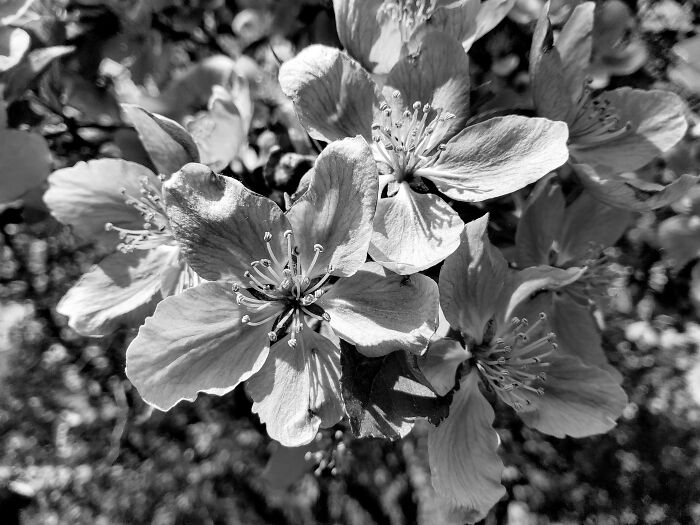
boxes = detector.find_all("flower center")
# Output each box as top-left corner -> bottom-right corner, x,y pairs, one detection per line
233,230 -> 333,348
378,0 -> 441,41
474,313 -> 557,411
371,92 -> 454,182
105,176 -> 173,253
569,79 -> 632,147
565,244 -> 619,304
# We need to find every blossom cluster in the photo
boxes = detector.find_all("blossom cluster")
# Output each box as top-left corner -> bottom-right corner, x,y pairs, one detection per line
1,0 -> 695,521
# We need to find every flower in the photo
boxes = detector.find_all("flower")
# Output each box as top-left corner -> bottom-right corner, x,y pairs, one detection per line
280,34 -> 569,273
333,0 -> 515,75
530,1 -> 695,210
513,176 -> 631,377
44,157 -> 202,336
125,137 -> 439,447
588,0 -> 648,87
184,79 -> 253,173
419,214 -> 627,521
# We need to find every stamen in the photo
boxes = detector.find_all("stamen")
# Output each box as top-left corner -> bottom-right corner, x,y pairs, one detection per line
371,96 -> 453,182
104,178 -> 172,253
569,80 -> 632,147
474,313 -> 557,409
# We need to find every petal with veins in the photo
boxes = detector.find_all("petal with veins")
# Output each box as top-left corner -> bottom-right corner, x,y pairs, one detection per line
126,282 -> 276,411
369,183 -> 463,275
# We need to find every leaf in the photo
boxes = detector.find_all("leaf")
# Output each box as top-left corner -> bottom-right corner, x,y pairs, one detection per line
3,45 -> 74,101
0,129 -> 50,203
340,340 -> 452,440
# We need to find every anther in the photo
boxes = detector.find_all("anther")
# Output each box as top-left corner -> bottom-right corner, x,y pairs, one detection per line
264,232 -> 272,242
242,315 -> 251,323
268,332 -> 277,342
313,244 -> 324,252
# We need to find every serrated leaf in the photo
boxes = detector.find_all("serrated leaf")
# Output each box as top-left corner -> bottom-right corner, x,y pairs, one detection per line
340,340 -> 452,440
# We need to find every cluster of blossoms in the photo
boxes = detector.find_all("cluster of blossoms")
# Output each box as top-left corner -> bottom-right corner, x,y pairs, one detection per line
28,0 -> 693,521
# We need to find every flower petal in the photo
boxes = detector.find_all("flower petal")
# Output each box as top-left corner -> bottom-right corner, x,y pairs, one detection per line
125,281 -> 276,411
163,163 -> 290,282
0,26 -> 30,72
426,0 -> 480,49
517,355 -> 627,438
499,264 -> 585,324
384,31 -> 470,133
658,216 -> 700,270
570,88 -> 688,172
57,245 -> 179,337
44,159 -> 157,247
186,89 -> 247,172
279,45 -> 379,143
439,214 -> 508,342
419,337 -> 469,396
319,262 -> 438,357
515,175 -> 565,268
247,329 -> 343,446
514,290 -> 622,380
0,129 -> 50,204
529,5 -> 574,123
332,0 -> 403,74
574,163 -> 699,211
428,370 -> 505,522
464,0 -> 516,49
122,104 -> 200,177
286,137 -> 378,278
417,116 -> 569,202
369,183 -> 463,274
556,189 -> 632,263
555,2 -> 595,102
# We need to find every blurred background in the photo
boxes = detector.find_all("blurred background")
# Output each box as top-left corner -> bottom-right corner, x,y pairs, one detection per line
1,0 -> 700,523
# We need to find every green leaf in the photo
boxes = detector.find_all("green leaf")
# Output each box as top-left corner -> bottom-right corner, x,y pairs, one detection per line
340,340 -> 452,440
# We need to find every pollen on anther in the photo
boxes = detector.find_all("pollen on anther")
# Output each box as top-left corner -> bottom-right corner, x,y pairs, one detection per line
268,331 -> 277,342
